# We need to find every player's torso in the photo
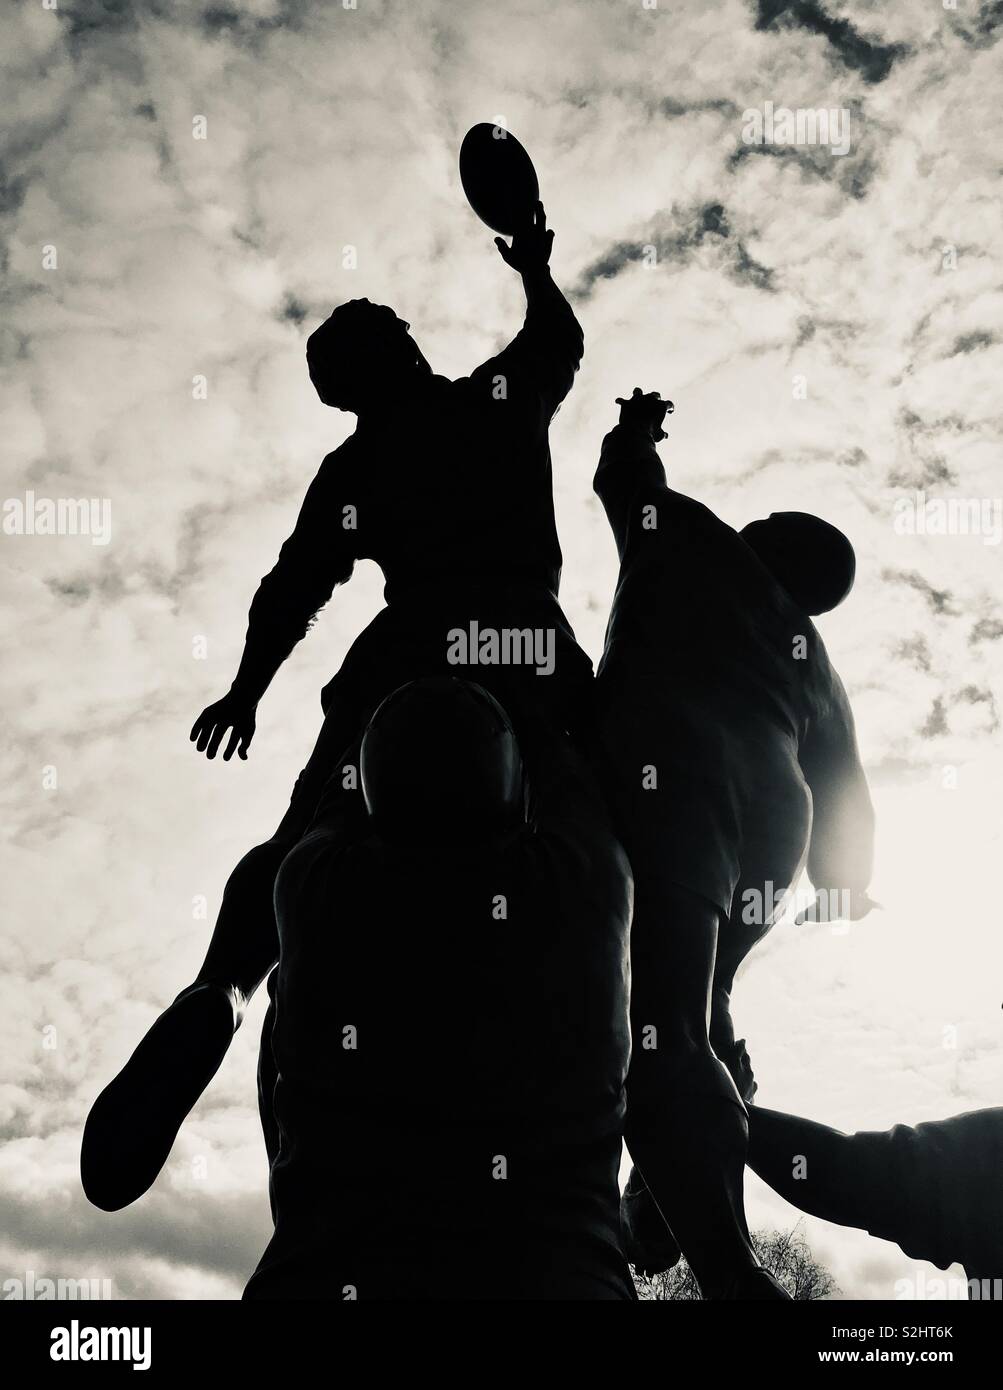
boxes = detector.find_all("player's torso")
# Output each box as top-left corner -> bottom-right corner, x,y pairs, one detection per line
343,378 -> 562,597
603,485 -> 834,741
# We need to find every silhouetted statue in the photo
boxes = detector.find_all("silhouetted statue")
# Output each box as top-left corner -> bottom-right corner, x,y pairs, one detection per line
246,678 -> 635,1300
627,1043 -> 1003,1299
81,207 -> 593,1213
593,388 -> 876,1299
745,1103 -> 1003,1298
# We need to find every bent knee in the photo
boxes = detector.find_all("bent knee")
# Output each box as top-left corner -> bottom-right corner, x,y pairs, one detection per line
222,838 -> 292,902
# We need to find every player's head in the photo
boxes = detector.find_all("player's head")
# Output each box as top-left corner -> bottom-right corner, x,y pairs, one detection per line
306,299 -> 431,412
360,678 -> 525,844
740,512 -> 856,615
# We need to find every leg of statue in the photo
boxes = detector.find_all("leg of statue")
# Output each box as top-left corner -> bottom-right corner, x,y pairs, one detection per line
624,879 -> 789,1299
81,702 -> 363,1212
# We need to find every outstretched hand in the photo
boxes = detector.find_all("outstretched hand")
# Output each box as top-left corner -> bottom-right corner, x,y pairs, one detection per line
615,386 -> 674,442
190,691 -> 257,761
495,200 -> 554,275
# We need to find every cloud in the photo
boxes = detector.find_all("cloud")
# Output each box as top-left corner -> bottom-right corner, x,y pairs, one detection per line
880,568 -> 958,617
572,202 -> 776,300
730,132 -> 883,203
950,330 -> 996,355
952,0 -> 1003,48
970,616 -> 1003,646
754,1 -> 909,83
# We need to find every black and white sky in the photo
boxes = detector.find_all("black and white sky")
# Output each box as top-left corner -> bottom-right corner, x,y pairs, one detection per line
2,0 -> 1002,1299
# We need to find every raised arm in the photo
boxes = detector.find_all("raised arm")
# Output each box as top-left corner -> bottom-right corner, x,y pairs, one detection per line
190,452 -> 356,761
593,388 -> 673,560
476,201 -> 584,417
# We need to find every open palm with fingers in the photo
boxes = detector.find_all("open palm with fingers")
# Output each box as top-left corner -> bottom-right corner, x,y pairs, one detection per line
494,200 -> 555,275
190,692 -> 257,761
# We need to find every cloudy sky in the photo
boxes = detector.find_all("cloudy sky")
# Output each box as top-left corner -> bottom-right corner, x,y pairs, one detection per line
2,0 -> 1002,1300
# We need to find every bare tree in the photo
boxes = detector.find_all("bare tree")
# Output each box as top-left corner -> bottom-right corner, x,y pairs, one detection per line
633,1225 -> 838,1301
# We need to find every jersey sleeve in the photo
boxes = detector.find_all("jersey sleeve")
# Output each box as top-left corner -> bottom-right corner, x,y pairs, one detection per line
468,270 -> 584,421
236,449 -> 357,693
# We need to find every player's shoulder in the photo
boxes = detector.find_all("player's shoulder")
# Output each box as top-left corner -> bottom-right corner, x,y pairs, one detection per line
807,627 -> 849,704
672,490 -> 721,527
790,609 -> 825,658
653,487 -> 730,539
456,349 -> 516,393
316,433 -> 363,479
793,620 -> 851,724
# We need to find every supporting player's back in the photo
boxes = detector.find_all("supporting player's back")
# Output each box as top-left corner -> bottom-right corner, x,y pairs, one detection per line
245,821 -> 631,1298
